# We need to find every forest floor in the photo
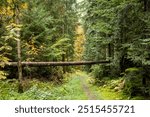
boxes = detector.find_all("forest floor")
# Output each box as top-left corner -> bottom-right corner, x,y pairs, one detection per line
62,71 -> 144,100
0,71 -> 100,100
73,71 -> 100,100
0,71 -> 144,100
73,71 -> 128,100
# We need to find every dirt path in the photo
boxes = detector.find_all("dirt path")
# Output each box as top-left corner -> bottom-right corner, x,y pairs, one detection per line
76,72 -> 98,100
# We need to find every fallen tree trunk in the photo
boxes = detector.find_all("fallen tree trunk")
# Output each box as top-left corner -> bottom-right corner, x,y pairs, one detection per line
4,60 -> 110,67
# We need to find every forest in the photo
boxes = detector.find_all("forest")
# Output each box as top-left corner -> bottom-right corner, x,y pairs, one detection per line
0,0 -> 150,100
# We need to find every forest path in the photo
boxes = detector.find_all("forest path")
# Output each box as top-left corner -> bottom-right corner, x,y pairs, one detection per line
0,71 -> 104,100
74,71 -> 102,100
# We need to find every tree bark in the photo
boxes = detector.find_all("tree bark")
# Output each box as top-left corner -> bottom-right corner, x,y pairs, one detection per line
5,61 -> 110,67
144,0 -> 147,11
13,0 -> 23,93
17,40 -> 23,93
62,54 -> 66,73
144,0 -> 150,11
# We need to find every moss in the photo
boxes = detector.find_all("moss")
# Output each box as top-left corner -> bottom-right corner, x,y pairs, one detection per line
125,67 -> 139,73
87,76 -> 128,100
99,87 -> 128,100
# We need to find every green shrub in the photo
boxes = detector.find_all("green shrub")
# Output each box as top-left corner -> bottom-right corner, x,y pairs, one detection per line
109,64 -> 120,77
91,65 -> 103,80
123,67 -> 143,96
91,64 -> 110,81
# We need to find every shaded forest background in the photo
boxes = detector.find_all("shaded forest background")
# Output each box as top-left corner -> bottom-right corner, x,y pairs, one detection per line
0,0 -> 150,98
83,0 -> 150,97
0,0 -> 78,81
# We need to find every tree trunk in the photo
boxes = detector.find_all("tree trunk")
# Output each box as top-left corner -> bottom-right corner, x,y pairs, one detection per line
17,40 -> 23,93
106,45 -> 109,60
144,0 -> 147,11
113,45 -> 121,75
13,0 -> 23,93
144,0 -> 150,11
5,61 -> 110,67
62,54 -> 66,73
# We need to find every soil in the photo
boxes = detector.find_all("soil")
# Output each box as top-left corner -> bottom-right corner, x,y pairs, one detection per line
77,72 -> 98,100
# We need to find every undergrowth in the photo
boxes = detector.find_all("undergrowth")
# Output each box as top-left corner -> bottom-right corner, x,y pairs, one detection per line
90,77 -> 146,100
0,73 -> 87,100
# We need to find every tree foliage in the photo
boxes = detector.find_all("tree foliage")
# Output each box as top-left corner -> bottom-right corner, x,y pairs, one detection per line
83,0 -> 150,96
0,0 -> 78,80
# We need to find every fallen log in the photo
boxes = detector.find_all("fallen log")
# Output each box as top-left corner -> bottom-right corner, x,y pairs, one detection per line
3,60 -> 110,67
